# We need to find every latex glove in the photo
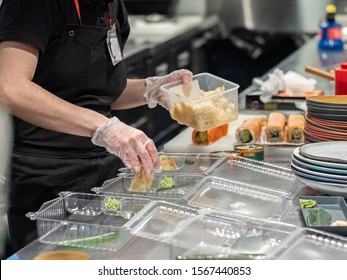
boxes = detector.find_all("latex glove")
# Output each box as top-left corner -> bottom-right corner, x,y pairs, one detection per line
144,69 -> 193,109
91,117 -> 159,174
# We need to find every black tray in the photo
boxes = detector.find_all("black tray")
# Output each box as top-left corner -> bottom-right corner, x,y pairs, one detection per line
299,196 -> 347,236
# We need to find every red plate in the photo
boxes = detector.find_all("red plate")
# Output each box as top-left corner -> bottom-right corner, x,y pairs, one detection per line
306,113 -> 347,130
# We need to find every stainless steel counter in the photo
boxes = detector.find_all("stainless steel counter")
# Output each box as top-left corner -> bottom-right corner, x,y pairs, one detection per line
123,14 -> 220,69
238,37 -> 344,110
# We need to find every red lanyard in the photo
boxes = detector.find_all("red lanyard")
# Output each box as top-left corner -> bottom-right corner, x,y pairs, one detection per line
73,0 -> 82,24
73,0 -> 112,26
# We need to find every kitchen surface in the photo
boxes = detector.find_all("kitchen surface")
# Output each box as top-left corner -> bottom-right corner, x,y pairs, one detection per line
2,0 -> 347,264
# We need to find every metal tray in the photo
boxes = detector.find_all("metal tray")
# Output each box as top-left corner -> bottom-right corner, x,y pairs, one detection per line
267,228 -> 347,260
119,153 -> 223,174
205,155 -> 302,197
26,192 -> 151,251
92,174 -> 204,201
184,176 -> 292,221
124,201 -> 199,242
299,196 -> 347,236
170,213 -> 297,260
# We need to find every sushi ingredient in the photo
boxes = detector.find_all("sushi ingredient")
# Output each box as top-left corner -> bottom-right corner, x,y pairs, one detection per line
160,176 -> 175,189
129,168 -> 153,192
330,220 -> 347,226
104,197 -> 121,212
184,159 -> 195,165
176,253 -> 264,260
265,112 -> 286,142
299,199 -> 317,209
192,124 -> 229,145
170,86 -> 237,131
307,207 -> 332,226
160,155 -> 178,171
59,232 -> 122,247
235,117 -> 263,144
286,114 -> 305,143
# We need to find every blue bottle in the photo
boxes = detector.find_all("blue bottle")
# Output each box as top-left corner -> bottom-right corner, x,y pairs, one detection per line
318,5 -> 343,51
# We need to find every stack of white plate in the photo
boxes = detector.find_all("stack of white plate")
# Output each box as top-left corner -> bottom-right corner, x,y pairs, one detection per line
305,96 -> 347,144
291,141 -> 347,197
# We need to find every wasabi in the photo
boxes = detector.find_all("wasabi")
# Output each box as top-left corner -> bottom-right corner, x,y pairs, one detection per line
160,176 -> 175,189
299,198 -> 317,209
104,197 -> 121,212
184,159 -> 195,165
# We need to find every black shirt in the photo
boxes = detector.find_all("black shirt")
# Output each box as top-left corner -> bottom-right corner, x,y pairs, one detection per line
0,0 -> 130,52
0,0 -> 130,157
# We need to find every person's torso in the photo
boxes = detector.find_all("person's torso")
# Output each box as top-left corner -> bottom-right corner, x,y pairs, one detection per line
0,0 -> 130,158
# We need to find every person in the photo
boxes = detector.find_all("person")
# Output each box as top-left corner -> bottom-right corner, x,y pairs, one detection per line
0,0 -> 192,251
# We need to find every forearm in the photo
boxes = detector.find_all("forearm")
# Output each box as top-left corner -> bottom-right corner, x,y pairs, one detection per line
1,79 -> 108,137
111,79 -> 147,110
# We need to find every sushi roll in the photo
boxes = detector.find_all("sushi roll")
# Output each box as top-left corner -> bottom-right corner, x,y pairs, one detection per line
265,112 -> 286,142
286,114 -> 305,143
235,117 -> 263,144
192,124 -> 229,145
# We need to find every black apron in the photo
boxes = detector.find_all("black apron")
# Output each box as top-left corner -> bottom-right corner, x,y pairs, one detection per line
8,1 -> 128,251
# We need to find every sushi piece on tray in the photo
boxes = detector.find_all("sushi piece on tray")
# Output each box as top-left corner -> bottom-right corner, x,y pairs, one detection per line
286,114 -> 305,143
265,112 -> 286,142
235,117 -> 263,144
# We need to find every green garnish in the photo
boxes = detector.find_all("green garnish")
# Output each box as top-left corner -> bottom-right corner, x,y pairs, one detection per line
307,207 -> 332,226
159,176 -> 175,189
299,199 -> 317,209
177,253 -> 264,260
184,159 -> 195,165
104,197 -> 121,212
60,232 -> 122,247
240,130 -> 252,143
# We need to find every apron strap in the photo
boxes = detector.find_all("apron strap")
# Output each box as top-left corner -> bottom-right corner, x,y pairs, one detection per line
73,0 -> 82,24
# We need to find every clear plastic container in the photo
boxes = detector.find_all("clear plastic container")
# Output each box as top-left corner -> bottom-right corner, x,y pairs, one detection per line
267,228 -> 347,260
170,212 -> 297,260
93,174 -> 204,201
119,153 -> 223,174
161,73 -> 239,131
205,155 -> 302,197
124,201 -> 199,242
25,192 -> 151,251
184,176 -> 292,221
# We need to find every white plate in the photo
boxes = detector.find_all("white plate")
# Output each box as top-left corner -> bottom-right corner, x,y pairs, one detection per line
291,160 -> 347,180
291,157 -> 347,176
293,147 -> 347,169
299,142 -> 347,163
292,174 -> 347,198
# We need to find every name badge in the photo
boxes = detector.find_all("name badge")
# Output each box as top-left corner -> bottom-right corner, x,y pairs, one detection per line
107,23 -> 123,66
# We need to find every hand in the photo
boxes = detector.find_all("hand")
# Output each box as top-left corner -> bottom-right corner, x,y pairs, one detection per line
91,117 -> 160,174
144,69 -> 193,109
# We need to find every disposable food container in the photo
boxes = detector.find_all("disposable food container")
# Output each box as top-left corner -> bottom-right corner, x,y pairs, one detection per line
161,73 -> 239,131
25,192 -> 151,251
267,228 -> 347,259
205,155 -> 303,197
124,201 -> 199,241
119,153 -> 223,174
93,174 -> 204,202
169,212 -> 297,260
184,176 -> 292,221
